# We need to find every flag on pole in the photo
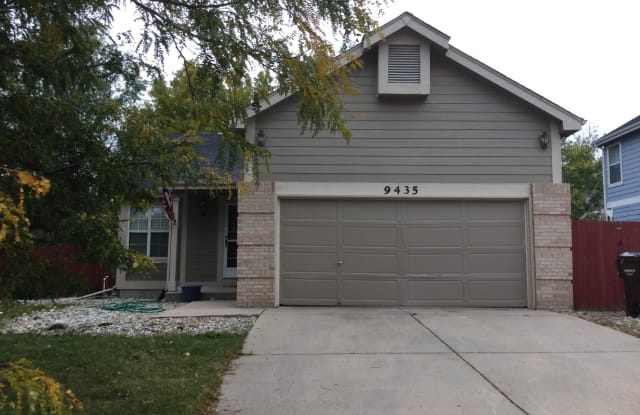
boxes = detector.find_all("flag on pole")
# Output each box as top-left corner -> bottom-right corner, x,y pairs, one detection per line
162,187 -> 176,224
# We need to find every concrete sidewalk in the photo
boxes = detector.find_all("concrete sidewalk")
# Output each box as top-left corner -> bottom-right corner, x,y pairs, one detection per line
153,300 -> 263,318
217,308 -> 640,415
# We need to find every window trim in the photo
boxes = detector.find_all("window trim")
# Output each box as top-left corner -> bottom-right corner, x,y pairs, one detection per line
608,142 -> 623,186
128,206 -> 169,262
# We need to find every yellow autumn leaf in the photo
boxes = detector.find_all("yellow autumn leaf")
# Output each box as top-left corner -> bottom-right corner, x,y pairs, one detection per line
16,170 -> 33,186
0,168 -> 50,244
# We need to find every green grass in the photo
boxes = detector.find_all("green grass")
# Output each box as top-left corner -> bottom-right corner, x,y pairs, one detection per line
0,333 -> 246,414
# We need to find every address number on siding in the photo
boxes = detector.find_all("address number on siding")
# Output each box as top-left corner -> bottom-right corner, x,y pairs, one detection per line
384,185 -> 419,195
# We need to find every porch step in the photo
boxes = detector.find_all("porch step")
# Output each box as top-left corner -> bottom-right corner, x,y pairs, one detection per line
164,286 -> 236,302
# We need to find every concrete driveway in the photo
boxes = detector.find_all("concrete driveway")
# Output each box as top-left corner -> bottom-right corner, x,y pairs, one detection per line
217,308 -> 640,414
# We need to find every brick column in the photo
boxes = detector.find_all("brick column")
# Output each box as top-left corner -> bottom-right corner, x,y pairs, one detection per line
236,181 -> 276,307
531,183 -> 573,310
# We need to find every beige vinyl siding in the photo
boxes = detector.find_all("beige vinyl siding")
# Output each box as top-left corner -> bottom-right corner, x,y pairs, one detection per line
185,194 -> 218,282
256,51 -> 552,183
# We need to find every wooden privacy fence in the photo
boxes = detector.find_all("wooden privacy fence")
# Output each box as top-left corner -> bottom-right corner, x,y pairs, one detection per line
36,244 -> 106,294
572,221 -> 640,310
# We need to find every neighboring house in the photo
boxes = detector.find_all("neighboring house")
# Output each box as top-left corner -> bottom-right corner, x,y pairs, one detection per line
595,115 -> 640,221
116,12 -> 583,310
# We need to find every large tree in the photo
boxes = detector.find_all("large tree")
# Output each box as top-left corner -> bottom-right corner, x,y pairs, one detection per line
0,0 -> 381,297
562,125 -> 603,220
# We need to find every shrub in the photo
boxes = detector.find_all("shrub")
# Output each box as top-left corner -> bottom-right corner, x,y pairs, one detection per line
0,359 -> 85,415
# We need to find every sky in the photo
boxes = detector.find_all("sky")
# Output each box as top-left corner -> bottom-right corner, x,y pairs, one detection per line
113,0 -> 639,135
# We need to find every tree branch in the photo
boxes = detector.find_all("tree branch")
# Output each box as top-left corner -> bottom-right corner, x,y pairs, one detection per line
143,0 -> 235,9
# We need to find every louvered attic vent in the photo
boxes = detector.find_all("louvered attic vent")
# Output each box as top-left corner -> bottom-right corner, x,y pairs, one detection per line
388,45 -> 421,83
378,33 -> 430,96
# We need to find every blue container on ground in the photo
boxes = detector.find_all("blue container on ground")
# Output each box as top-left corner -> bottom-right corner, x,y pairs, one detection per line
181,285 -> 202,302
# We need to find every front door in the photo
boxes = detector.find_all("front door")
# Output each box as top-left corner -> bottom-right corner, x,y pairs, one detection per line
224,204 -> 238,278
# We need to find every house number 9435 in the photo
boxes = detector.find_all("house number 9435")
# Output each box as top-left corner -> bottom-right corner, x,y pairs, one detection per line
384,185 -> 419,195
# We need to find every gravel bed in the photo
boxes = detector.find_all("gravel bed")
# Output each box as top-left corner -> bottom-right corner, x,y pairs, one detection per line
1,298 -> 256,336
571,310 -> 640,339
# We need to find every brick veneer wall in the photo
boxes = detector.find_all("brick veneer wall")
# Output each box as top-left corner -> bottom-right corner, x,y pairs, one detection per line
236,181 -> 276,307
532,183 -> 573,310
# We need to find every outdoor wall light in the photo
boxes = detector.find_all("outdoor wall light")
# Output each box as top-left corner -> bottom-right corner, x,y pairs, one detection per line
256,129 -> 266,147
539,131 -> 550,149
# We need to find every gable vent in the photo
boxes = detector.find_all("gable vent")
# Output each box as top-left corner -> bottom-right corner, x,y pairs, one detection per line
388,44 -> 421,83
378,30 -> 430,96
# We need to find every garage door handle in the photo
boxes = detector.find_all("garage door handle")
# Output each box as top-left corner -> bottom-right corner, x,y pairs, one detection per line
337,260 -> 344,265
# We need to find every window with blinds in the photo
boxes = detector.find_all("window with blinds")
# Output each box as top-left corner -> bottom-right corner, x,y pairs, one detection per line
129,206 -> 169,258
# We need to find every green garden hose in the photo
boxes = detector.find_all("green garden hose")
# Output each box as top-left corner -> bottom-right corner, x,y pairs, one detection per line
97,300 -> 165,314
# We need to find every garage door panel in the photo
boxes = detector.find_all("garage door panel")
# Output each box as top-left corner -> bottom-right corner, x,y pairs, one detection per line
281,252 -> 337,273
408,254 -> 465,274
281,200 -> 337,220
406,202 -> 463,221
342,201 -> 398,222
343,226 -> 399,248
281,225 -> 337,247
342,253 -> 399,274
407,226 -> 464,247
343,279 -> 399,302
467,280 -> 526,304
407,280 -> 464,302
280,278 -> 337,304
468,253 -> 525,274
468,225 -> 523,247
466,202 -> 522,221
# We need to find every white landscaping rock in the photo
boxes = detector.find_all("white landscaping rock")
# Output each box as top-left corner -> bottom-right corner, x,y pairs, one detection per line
1,298 -> 255,336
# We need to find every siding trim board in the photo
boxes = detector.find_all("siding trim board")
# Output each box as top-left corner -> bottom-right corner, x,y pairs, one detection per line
275,182 -> 531,199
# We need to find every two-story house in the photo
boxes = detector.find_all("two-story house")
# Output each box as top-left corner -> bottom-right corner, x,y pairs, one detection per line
116,12 -> 583,310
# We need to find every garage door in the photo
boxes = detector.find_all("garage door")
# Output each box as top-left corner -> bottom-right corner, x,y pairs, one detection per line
279,199 -> 527,307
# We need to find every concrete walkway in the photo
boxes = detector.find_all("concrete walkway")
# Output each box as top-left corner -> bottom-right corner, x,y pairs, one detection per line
217,308 -> 640,415
153,300 -> 263,318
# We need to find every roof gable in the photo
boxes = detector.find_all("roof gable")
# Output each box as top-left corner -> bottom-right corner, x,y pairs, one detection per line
167,133 -> 243,180
248,12 -> 584,135
595,115 -> 640,146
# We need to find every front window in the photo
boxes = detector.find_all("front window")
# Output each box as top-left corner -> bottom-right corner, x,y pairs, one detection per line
608,143 -> 622,185
128,206 -> 169,258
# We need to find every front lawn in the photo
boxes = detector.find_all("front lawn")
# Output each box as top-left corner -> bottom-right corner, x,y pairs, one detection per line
0,333 -> 245,414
